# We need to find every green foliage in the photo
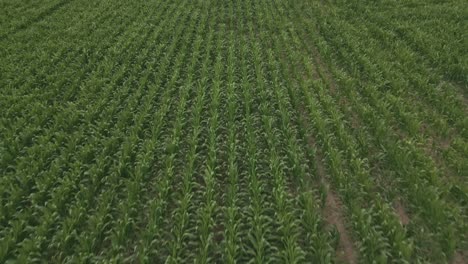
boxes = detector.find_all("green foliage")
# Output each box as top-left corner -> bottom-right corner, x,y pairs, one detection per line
0,0 -> 465,263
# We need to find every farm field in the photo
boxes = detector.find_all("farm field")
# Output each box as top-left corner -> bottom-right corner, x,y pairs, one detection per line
0,0 -> 467,263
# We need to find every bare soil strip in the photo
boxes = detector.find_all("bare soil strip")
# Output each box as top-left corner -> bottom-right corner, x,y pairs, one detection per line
323,187 -> 358,264
305,128 -> 358,264
394,200 -> 410,226
294,43 -> 359,263
452,250 -> 467,264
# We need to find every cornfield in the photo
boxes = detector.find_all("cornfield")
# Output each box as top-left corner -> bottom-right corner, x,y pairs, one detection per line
0,0 -> 466,263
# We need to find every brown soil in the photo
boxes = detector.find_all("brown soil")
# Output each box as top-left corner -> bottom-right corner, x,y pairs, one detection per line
303,123 -> 357,263
300,120 -> 358,263
394,200 -> 410,226
294,38 -> 358,263
452,250 -> 467,264
297,64 -> 358,264
324,187 -> 358,264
